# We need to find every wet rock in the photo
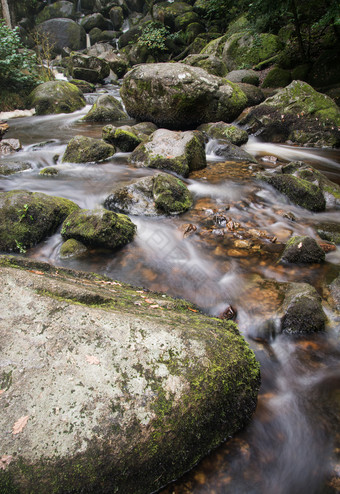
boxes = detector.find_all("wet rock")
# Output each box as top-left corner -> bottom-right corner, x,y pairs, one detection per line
120,63 -> 248,129
104,173 -> 193,216
129,129 -> 206,177
62,136 -> 115,163
0,122 -> 9,139
281,282 -> 327,334
261,67 -> 291,88
102,125 -> 142,151
97,51 -> 130,79
83,94 -> 127,122
236,83 -> 265,106
257,170 -> 326,212
280,236 -> 325,264
0,139 -> 22,155
68,54 -> 110,83
80,13 -> 111,32
316,222 -> 340,244
226,69 -> 259,86
240,81 -> 340,147
59,238 -> 88,258
39,167 -> 59,176
329,275 -> 340,311
69,79 -> 96,93
197,122 -> 248,146
36,0 -> 75,24
28,81 -> 86,116
132,122 -> 158,136
0,190 -> 79,253
0,256 -> 260,494
36,19 -> 86,54
181,54 -> 228,77
210,140 -> 257,163
61,208 -> 136,249
0,161 -> 32,176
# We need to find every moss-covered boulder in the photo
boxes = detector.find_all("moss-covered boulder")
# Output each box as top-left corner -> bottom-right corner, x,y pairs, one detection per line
221,31 -> 283,71
39,167 -> 59,176
280,236 -> 325,264
0,161 -> 32,176
104,173 -> 193,216
316,222 -> 340,244
102,125 -> 143,151
0,190 -> 79,253
80,13 -> 110,32
61,208 -> 136,249
154,1 -> 193,29
197,122 -> 248,146
28,81 -> 86,116
208,140 -> 257,163
182,54 -> 228,77
110,6 -> 124,30
225,69 -> 259,86
36,0 -> 75,24
240,80 -> 340,147
120,63 -> 248,130
257,170 -> 326,212
97,51 -> 130,78
59,238 -> 88,258
281,282 -> 327,334
82,94 -> 127,122
129,129 -> 206,177
62,136 -> 115,163
36,18 -> 86,54
0,256 -> 260,494
68,54 -> 110,83
261,67 -> 291,88
69,79 -> 96,93
237,82 -> 265,106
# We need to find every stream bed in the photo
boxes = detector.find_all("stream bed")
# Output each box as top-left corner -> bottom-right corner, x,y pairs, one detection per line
1,87 -> 340,494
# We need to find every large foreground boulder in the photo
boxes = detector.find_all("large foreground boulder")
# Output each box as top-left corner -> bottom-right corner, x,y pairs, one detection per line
0,190 -> 79,252
0,256 -> 260,494
130,129 -> 206,177
240,80 -> 340,147
120,63 -> 248,129
28,81 -> 86,115
36,18 -> 86,54
104,173 -> 193,216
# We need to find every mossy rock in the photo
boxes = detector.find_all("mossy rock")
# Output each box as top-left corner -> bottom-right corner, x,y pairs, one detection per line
36,18 -> 86,55
281,282 -> 327,334
329,275 -> 340,311
129,129 -> 206,177
82,94 -> 127,122
69,79 -> 96,93
28,81 -> 86,116
36,0 -> 75,24
61,208 -> 136,250
39,167 -> 59,176
257,172 -> 326,212
226,69 -> 259,86
175,11 -> 200,31
59,238 -> 88,258
182,54 -> 228,77
280,235 -> 325,264
104,173 -> 193,216
154,1 -> 193,29
316,222 -> 340,244
261,67 -> 291,88
102,125 -> 143,151
208,140 -> 257,163
0,161 -> 32,176
237,83 -> 265,106
197,122 -> 248,146
62,136 -> 115,163
0,190 -> 79,253
0,256 -> 260,494
80,13 -> 109,32
68,54 -> 110,83
185,22 -> 205,44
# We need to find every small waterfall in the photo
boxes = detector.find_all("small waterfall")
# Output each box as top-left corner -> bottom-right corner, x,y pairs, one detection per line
76,0 -> 81,12
121,19 -> 129,33
86,33 -> 91,49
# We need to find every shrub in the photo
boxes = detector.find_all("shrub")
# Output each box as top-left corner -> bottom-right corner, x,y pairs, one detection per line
137,22 -> 170,54
0,20 -> 39,88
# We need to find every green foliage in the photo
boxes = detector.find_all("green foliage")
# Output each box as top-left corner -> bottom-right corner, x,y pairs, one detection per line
137,22 -> 170,54
0,20 -> 39,88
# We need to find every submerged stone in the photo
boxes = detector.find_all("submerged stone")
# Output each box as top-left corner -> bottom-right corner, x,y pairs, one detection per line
0,256 -> 260,494
0,190 -> 79,253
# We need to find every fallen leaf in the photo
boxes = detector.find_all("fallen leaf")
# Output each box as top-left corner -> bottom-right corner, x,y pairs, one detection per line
136,290 -> 144,293
86,355 -> 100,365
144,299 -> 154,304
298,242 -> 303,249
29,270 -> 44,275
150,304 -> 160,309
12,415 -> 29,435
0,455 -> 13,470
188,308 -> 198,312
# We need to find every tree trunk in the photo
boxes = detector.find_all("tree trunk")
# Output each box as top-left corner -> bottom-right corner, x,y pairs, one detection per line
290,0 -> 306,60
1,0 -> 12,28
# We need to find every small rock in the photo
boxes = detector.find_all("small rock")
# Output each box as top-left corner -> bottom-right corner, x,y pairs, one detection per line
280,236 -> 325,264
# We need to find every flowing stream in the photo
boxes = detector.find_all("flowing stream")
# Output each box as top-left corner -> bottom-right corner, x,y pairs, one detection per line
1,87 -> 340,494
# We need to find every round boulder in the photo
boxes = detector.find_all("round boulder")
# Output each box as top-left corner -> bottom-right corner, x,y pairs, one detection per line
68,54 -> 110,83
83,94 -> 127,122
120,63 -> 248,129
36,19 -> 86,54
61,208 -> 136,249
28,81 -> 86,115
36,1 -> 75,24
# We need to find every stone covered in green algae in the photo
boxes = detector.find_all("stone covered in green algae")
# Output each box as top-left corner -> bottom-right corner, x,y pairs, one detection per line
82,94 -> 127,122
0,161 -> 32,176
59,238 -> 88,258
0,190 -> 79,253
0,256 -> 260,494
69,79 -> 96,93
36,0 -> 75,24
261,67 -> 291,88
181,54 -> 228,77
68,54 -> 110,83
39,167 -> 59,176
129,128 -> 206,177
281,282 -> 327,334
102,125 -> 143,151
61,208 -> 136,249
104,173 -> 193,216
257,171 -> 326,212
197,121 -> 248,146
28,81 -> 86,116
316,222 -> 340,244
62,135 -> 115,163
120,63 -> 247,130
280,235 -> 325,264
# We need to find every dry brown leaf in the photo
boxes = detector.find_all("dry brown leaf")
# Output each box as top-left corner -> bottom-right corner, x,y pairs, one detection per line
144,299 -> 154,304
12,415 -> 29,435
150,304 -> 160,309
85,355 -> 100,365
29,270 -> 44,275
0,455 -> 13,470
188,308 -> 198,312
